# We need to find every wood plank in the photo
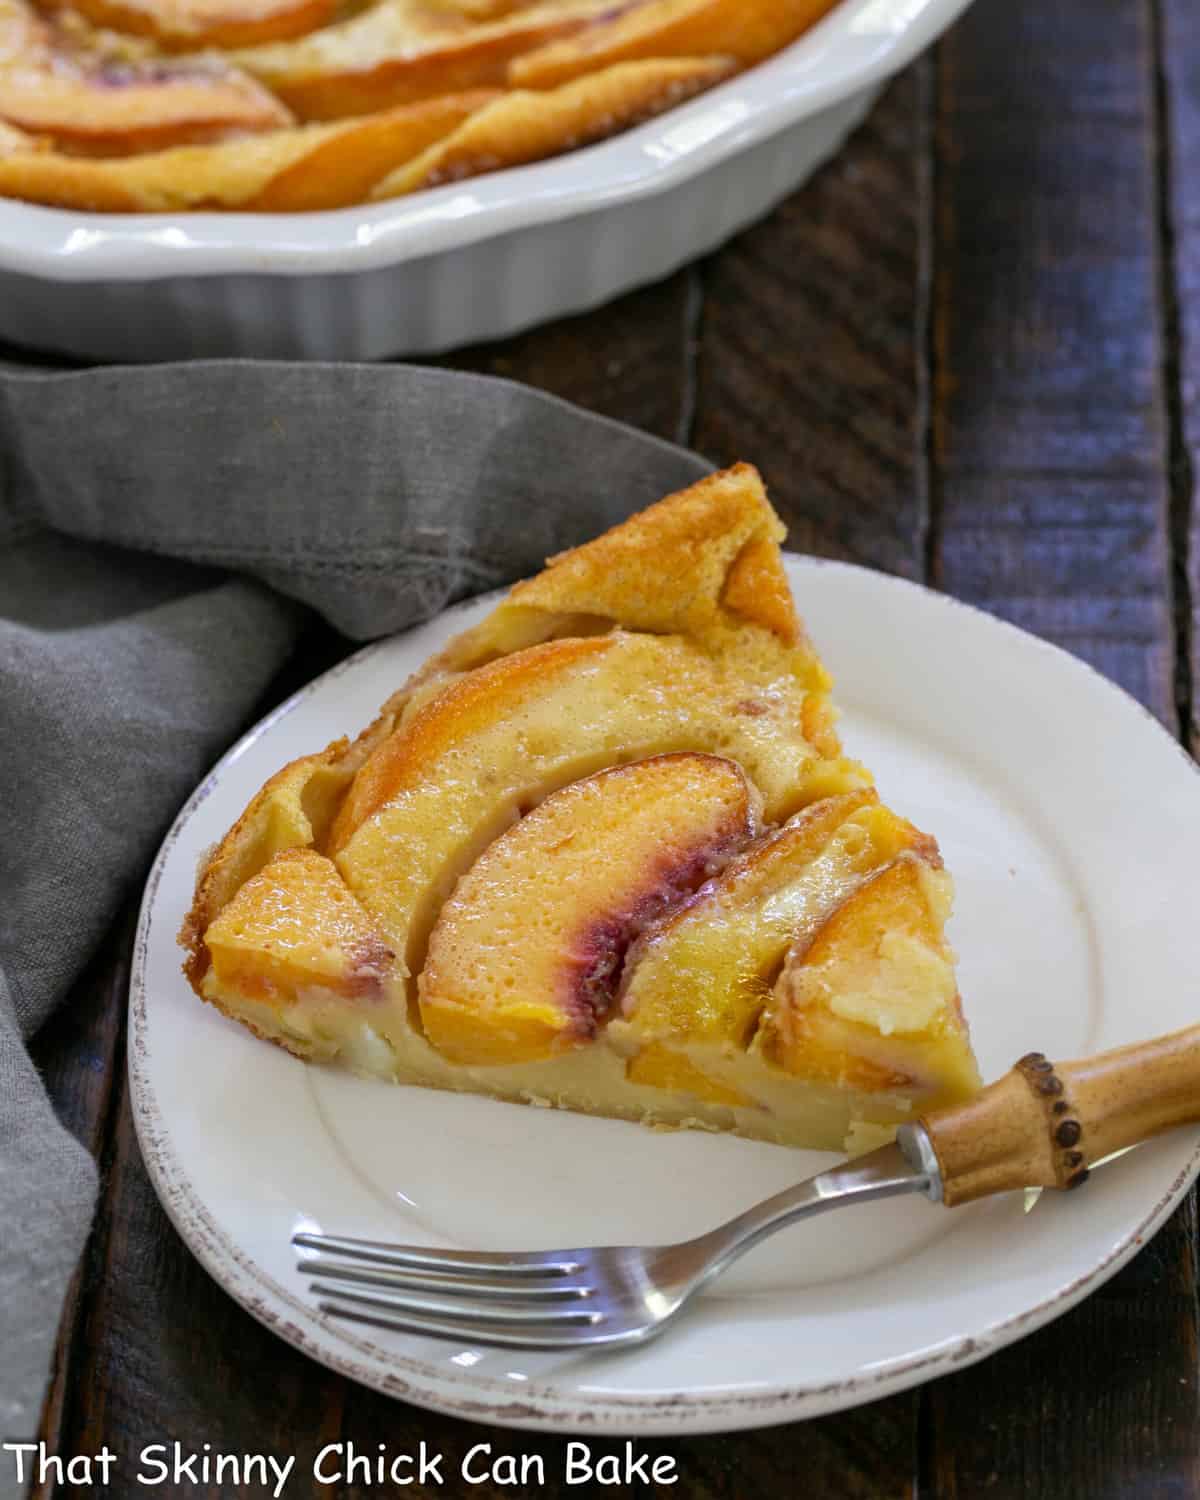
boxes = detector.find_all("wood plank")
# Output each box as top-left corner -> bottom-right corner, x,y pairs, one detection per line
929,0 -> 1173,718
441,271 -> 697,446
691,67 -> 934,579
1163,0 -> 1200,752
925,0 -> 1200,1492
638,1399 -> 919,1500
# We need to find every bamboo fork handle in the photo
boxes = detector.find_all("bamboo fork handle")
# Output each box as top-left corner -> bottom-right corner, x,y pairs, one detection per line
918,1024 -> 1200,1207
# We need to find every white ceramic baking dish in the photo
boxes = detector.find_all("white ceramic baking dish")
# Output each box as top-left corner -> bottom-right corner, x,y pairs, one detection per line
0,0 -> 971,361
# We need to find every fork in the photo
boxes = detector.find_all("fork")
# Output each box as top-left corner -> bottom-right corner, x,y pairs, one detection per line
294,1024 -> 1200,1350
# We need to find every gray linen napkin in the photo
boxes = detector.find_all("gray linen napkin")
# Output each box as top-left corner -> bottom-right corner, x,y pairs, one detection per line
0,360 -> 708,1482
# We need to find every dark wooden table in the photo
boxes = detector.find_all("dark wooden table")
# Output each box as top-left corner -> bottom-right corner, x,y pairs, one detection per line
27,1 -> 1200,1494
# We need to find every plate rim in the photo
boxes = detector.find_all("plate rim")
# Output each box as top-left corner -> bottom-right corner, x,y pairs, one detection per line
128,557 -> 1200,1435
0,0 -> 973,282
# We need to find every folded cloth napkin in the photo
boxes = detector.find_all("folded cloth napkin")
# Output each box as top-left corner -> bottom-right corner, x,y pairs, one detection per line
0,359 -> 708,1478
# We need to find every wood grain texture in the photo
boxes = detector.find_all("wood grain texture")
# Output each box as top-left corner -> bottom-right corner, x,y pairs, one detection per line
638,1402 -> 919,1500
441,271 -> 697,445
924,0 -> 1200,1494
1162,0 -> 1200,751
930,0 -> 1174,720
690,67 -> 933,579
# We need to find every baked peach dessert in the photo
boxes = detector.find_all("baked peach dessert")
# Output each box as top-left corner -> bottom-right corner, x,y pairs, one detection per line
0,0 -> 842,211
181,463 -> 980,1152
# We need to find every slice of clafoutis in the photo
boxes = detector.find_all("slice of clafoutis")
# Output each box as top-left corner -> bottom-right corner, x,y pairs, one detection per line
182,461 -> 981,1152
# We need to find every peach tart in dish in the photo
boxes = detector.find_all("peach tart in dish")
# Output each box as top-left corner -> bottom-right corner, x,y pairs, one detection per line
180,463 -> 981,1153
0,0 -> 843,211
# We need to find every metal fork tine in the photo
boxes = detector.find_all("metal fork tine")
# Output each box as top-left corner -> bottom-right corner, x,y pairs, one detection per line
300,1143 -> 938,1353
293,1231 -> 582,1277
316,1297 -> 609,1351
300,1257 -> 592,1301
308,1281 -> 603,1329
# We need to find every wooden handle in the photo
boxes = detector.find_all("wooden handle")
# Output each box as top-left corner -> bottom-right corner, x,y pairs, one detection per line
919,1024 -> 1200,1206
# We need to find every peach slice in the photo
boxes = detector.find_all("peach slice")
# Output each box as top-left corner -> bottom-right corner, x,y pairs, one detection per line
182,742 -> 358,991
622,792 -> 932,1097
244,88 -> 493,205
759,853 -> 980,1107
63,0 -> 340,53
233,0 -> 611,121
510,0 -> 842,90
419,754 -> 757,1065
624,792 -> 903,1041
332,632 -> 868,995
0,91 -> 493,210
0,0 -> 292,154
371,55 -> 734,197
203,848 -> 396,1036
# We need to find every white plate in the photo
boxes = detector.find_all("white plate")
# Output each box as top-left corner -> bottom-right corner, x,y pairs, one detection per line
130,558 -> 1200,1434
0,0 -> 972,359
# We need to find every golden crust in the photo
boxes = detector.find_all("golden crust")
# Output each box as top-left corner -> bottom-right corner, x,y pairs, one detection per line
326,464 -> 841,851
0,0 -> 839,210
511,463 -> 800,642
721,536 -> 799,647
419,463 -> 829,687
